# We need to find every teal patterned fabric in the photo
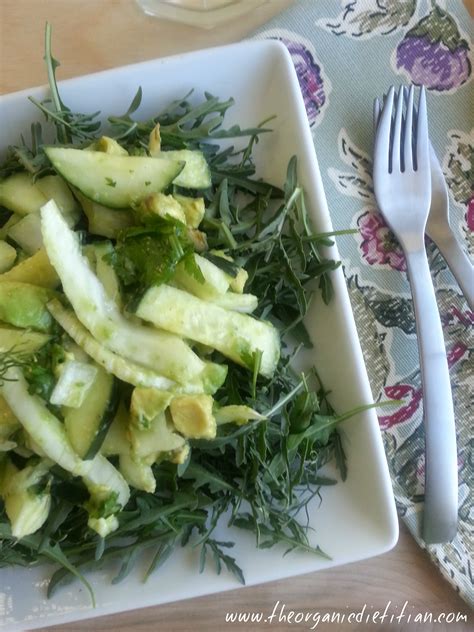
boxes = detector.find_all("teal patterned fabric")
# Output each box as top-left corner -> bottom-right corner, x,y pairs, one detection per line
251,0 -> 473,607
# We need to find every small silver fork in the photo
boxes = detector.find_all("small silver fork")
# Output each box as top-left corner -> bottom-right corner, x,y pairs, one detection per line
373,86 -> 458,544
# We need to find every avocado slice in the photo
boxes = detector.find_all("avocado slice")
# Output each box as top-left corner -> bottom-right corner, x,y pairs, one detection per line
170,394 -> 216,440
0,282 -> 54,332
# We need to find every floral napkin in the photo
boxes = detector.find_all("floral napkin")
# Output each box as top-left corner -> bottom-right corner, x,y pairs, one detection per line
252,0 -> 473,607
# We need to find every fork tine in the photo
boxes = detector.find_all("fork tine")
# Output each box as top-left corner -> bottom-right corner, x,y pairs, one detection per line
391,87 -> 404,172
416,86 -> 429,173
373,97 -> 381,129
374,86 -> 394,177
404,86 -> 415,171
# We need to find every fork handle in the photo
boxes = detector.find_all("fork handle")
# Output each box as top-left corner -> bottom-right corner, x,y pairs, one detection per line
405,248 -> 458,544
431,232 -> 474,311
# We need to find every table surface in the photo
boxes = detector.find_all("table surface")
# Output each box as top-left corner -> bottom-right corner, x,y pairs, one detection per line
0,2 -> 472,631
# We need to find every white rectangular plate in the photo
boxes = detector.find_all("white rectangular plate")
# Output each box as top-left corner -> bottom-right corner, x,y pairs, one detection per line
0,40 -> 398,631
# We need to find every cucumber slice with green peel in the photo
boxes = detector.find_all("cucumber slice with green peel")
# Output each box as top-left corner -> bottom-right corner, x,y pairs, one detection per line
162,150 -> 211,189
64,368 -> 120,460
0,173 -> 47,216
137,285 -> 280,378
41,200 -> 226,391
44,147 -> 184,209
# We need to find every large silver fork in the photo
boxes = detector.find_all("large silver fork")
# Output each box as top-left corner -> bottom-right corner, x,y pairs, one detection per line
374,95 -> 474,310
373,86 -> 458,544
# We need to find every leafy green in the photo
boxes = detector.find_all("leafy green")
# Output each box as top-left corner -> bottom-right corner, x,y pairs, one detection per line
108,216 -> 198,307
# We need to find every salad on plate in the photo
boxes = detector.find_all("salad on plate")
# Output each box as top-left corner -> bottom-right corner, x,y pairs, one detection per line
0,26 -> 372,602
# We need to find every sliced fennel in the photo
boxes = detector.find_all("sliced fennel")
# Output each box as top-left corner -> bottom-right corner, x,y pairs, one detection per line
0,367 -> 130,508
40,200 -> 226,392
137,285 -> 280,378
50,360 -> 98,408
47,299 -> 183,392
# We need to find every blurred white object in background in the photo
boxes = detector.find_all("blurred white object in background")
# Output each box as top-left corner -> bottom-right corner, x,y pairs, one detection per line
136,0 -> 268,28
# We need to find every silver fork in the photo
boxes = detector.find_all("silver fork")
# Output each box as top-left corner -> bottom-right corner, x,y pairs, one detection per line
374,96 -> 474,310
373,86 -> 458,544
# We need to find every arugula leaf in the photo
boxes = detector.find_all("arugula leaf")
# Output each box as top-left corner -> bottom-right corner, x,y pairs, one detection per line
199,539 -> 245,585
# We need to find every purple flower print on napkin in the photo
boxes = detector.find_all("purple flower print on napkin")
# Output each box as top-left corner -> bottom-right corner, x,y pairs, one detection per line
467,196 -> 474,232
357,211 -> 406,271
395,4 -> 471,91
258,29 -> 331,126
282,38 -> 327,126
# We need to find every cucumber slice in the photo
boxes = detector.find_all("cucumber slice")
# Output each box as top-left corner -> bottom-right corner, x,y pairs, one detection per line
0,173 -> 47,216
44,147 -> 184,209
162,150 -> 211,189
0,248 -> 59,289
136,285 -> 280,378
64,367 -> 120,460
